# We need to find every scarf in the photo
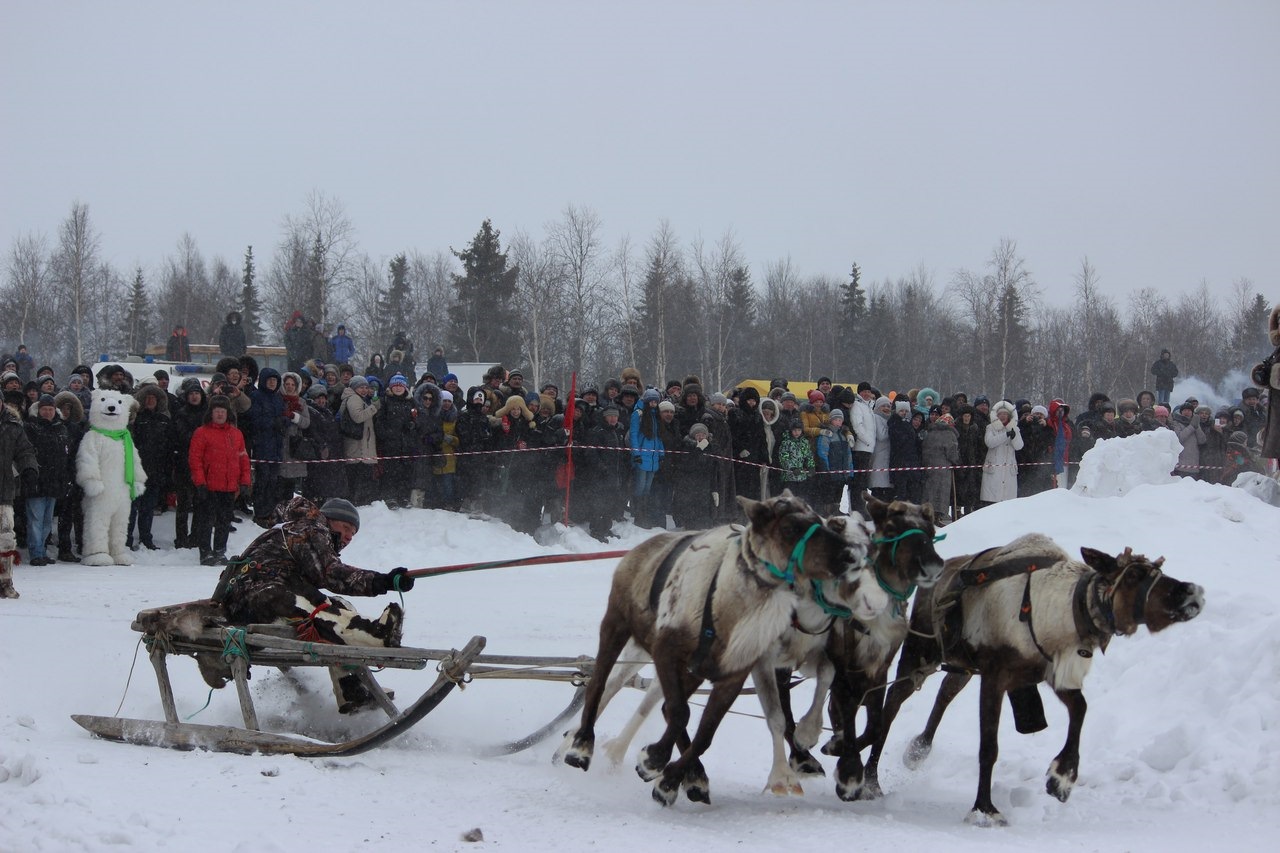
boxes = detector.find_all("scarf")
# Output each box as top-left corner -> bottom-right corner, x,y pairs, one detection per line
91,426 -> 138,500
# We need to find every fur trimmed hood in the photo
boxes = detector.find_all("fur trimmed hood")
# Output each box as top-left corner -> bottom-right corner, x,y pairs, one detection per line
991,399 -> 1017,421
1270,304 -> 1279,347
54,390 -> 84,423
495,393 -> 534,421
134,383 -> 170,415
413,381 -> 443,417
760,397 -> 780,426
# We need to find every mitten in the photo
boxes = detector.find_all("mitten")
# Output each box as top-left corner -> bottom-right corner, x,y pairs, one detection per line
386,567 -> 415,592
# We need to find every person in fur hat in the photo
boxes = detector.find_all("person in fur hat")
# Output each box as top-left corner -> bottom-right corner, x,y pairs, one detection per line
1251,304 -> 1280,459
620,366 -> 643,392
126,384 -> 175,550
53,391 -> 87,560
981,400 -> 1023,504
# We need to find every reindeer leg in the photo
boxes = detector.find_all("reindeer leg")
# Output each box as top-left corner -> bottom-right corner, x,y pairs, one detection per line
903,671 -> 971,770
834,670 -> 871,801
966,674 -> 1009,827
1046,688 -> 1086,802
754,662 -> 804,796
790,655 -> 831,777
562,614 -> 632,772
637,658 -> 698,785
557,641 -> 648,765
602,675 -> 662,767
857,679 -> 888,799
654,669 -> 751,806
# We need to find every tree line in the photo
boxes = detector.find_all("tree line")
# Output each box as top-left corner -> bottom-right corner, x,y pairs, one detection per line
3,193 -> 1271,405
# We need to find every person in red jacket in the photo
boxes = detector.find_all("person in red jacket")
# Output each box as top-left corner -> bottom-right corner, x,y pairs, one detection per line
189,395 -> 251,566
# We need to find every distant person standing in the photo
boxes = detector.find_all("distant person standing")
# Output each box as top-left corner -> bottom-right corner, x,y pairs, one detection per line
329,324 -> 356,365
165,326 -> 191,361
218,311 -> 247,357
426,346 -> 448,380
1151,349 -> 1178,407
14,345 -> 35,383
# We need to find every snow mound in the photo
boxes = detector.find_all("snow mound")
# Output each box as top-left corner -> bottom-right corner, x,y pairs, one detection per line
1232,472 -> 1280,507
1072,429 -> 1180,497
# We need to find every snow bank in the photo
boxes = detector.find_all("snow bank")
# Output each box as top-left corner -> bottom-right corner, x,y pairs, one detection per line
1072,429 -> 1180,497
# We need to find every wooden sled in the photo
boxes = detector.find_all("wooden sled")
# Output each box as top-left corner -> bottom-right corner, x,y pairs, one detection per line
72,600 -> 595,757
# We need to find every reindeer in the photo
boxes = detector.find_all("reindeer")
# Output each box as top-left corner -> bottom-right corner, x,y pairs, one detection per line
561,492 -> 862,805
869,534 -> 1205,826
579,512 -> 889,796
819,497 -> 947,801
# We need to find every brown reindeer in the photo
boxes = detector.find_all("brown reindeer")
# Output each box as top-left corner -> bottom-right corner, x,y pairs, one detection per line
561,492 -> 861,805
870,534 -> 1205,825
575,512 -> 889,796
820,497 -> 947,801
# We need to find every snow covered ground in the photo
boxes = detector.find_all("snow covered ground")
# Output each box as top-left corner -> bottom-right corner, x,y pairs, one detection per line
2,433 -> 1277,852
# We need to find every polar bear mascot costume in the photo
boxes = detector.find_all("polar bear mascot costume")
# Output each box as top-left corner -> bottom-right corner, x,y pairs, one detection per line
77,389 -> 148,566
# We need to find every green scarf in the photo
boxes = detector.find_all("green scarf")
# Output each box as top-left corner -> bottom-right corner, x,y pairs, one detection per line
91,426 -> 139,500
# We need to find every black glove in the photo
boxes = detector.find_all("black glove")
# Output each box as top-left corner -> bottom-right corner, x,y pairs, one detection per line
238,484 -> 251,499
386,567 -> 415,592
1006,429 -> 1016,440
196,485 -> 209,502
21,468 -> 38,494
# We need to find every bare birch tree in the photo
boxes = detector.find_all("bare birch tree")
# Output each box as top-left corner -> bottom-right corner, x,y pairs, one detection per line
2,233 -> 51,348
50,202 -> 101,366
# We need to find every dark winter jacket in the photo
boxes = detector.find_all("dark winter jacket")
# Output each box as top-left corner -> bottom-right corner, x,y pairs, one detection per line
375,388 -> 420,458
24,414 -> 71,499
131,385 -> 176,492
247,368 -> 287,461
219,312 -> 247,357
1151,353 -> 1178,392
172,381 -> 208,483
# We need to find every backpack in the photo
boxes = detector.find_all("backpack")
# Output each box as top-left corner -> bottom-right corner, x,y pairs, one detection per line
338,405 -> 365,439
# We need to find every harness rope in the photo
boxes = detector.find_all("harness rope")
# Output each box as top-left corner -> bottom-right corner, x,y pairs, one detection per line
870,528 -> 946,601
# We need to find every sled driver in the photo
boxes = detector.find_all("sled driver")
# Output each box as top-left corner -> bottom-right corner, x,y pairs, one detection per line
212,495 -> 416,713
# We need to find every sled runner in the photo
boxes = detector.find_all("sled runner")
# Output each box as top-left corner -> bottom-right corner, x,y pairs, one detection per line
72,599 -> 592,757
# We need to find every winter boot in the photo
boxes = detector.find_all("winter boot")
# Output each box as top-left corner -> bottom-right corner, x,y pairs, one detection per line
199,549 -> 220,567
0,552 -> 19,599
56,549 -> 80,563
174,512 -> 190,548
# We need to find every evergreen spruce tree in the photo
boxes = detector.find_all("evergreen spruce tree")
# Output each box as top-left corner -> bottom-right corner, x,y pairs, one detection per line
448,220 -> 520,364
378,253 -> 411,349
121,266 -> 151,355
841,262 -> 867,376
240,245 -> 264,346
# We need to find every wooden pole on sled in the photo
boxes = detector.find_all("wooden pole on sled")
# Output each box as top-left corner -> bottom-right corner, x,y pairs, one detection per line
406,550 -> 629,580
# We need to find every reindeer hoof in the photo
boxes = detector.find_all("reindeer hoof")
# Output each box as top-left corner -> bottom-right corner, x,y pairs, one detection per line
561,735 -> 593,771
860,776 -> 883,800
820,734 -> 843,756
635,746 -> 663,782
652,777 -> 680,807
684,780 -> 710,804
1046,760 -> 1076,802
835,778 -> 866,802
790,751 -> 826,778
903,734 -> 932,770
765,780 -> 804,797
965,808 -> 1008,828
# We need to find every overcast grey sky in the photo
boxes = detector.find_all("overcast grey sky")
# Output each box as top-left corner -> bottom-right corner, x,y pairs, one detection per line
3,1 -> 1275,306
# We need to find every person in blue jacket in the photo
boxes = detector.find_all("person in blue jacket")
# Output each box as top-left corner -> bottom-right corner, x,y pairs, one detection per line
329,324 -> 356,366
629,388 -> 665,528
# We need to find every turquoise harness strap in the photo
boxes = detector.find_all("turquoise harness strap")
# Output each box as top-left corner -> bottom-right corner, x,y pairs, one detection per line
870,527 -> 947,601
764,523 -> 822,586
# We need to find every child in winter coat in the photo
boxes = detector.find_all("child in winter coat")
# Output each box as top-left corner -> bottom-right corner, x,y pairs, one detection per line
189,395 -> 252,566
778,418 -> 815,504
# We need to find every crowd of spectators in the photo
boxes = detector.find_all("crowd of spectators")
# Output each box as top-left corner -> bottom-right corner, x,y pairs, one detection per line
0,338 -> 1273,569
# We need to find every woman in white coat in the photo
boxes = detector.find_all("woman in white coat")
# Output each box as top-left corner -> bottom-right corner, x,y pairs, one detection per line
981,400 -> 1023,504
